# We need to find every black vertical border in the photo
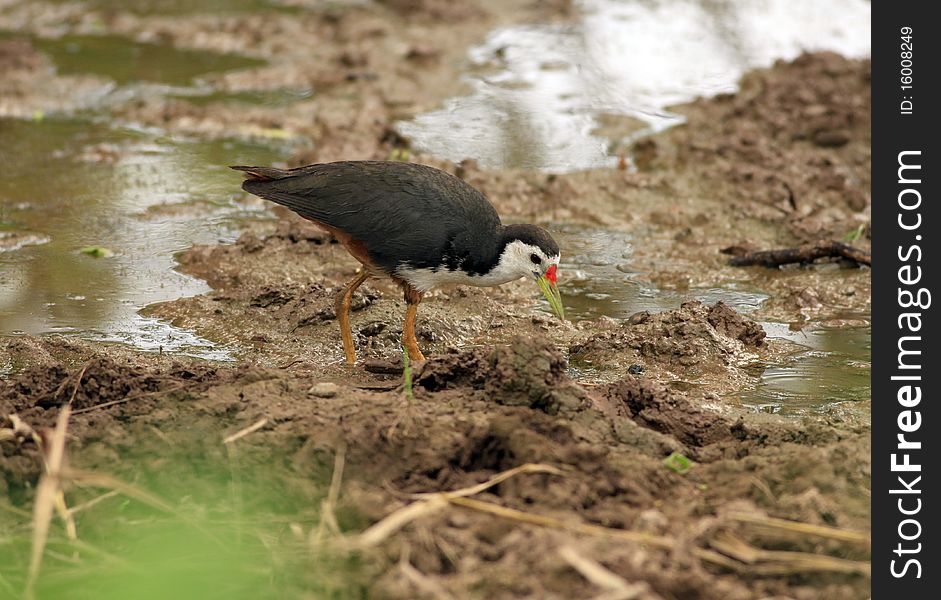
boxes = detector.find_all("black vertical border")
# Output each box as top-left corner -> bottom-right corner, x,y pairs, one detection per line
872,2 -> 938,597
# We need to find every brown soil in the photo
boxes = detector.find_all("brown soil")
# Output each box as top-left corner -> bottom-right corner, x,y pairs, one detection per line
2,332 -> 868,600
2,0 -> 870,598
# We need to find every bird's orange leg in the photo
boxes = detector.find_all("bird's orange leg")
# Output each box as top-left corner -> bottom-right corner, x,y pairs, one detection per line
336,270 -> 370,365
402,286 -> 425,362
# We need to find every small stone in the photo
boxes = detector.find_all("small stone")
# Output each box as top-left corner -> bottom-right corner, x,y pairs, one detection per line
635,509 -> 668,534
359,321 -> 386,337
308,382 -> 339,398
813,129 -> 850,147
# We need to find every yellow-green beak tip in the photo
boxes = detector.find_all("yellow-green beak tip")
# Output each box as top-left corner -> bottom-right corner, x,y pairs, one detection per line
536,275 -> 565,321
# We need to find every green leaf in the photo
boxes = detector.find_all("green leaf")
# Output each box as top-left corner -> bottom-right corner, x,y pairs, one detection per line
80,246 -> 114,258
662,452 -> 693,474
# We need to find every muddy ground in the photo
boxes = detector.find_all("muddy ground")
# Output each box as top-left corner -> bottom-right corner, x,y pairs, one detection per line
2,0 -> 870,598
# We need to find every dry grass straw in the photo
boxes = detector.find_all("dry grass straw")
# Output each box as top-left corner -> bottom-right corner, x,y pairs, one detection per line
709,530 -> 870,577
71,383 -> 186,415
725,511 -> 870,548
398,544 -> 457,600
66,490 -> 121,517
558,546 -> 657,600
223,418 -> 269,444
25,404 -> 71,599
312,442 -> 347,546
223,417 -> 270,547
355,463 -> 561,548
350,462 -> 871,580
20,403 -> 226,598
385,346 -> 417,440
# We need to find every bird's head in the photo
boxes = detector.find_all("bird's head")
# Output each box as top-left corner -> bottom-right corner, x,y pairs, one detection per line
499,224 -> 564,320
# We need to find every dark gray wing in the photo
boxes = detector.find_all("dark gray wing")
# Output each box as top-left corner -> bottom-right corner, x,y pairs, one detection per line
232,161 -> 503,275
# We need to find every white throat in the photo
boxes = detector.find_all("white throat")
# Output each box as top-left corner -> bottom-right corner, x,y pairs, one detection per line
395,240 -> 560,292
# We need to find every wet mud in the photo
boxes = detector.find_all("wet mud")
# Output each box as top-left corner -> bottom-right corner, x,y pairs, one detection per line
2,0 -> 870,598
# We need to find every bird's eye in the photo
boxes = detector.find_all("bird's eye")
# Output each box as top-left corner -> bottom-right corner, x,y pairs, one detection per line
530,253 -> 542,264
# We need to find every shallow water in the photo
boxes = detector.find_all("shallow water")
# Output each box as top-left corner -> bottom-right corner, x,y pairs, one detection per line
0,117 -> 285,359
397,0 -> 871,171
738,321 -> 871,417
541,226 -> 871,416
8,32 -> 266,87
542,225 -> 769,322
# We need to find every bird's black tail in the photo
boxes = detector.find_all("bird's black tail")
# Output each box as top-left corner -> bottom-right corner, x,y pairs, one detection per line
229,165 -> 292,181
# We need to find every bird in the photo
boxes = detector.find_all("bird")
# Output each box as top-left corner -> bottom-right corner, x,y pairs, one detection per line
231,160 -> 564,365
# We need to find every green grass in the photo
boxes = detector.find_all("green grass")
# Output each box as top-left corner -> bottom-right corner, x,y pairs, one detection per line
0,435 -> 366,599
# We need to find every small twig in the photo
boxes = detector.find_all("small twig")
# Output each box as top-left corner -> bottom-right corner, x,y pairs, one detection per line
726,512 -> 870,547
313,443 -> 347,545
222,418 -> 269,444
411,463 -> 563,500
447,497 -> 772,573
355,463 -> 870,581
66,490 -> 121,517
356,496 -> 449,548
53,490 -> 77,541
709,530 -> 870,576
385,346 -> 416,440
67,364 -> 89,406
364,358 -> 404,375
71,383 -> 186,415
449,496 -> 676,553
727,240 -> 870,268
558,546 -> 653,600
399,545 -> 457,600
27,405 -> 71,599
350,382 -> 401,391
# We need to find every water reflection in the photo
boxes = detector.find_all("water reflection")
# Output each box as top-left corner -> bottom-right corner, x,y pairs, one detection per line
0,117 -> 285,358
545,225 -> 768,320
397,0 -> 871,171
738,321 -> 871,415
28,33 -> 265,87
545,225 -> 870,416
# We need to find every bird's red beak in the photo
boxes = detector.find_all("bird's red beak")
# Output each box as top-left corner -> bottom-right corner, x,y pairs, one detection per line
545,264 -> 558,284
536,264 -> 564,320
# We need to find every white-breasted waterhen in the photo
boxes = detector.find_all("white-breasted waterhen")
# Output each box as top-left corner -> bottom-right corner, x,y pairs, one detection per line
231,160 -> 564,364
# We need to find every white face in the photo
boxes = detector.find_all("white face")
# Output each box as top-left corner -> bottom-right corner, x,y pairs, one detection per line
492,240 -> 561,282
395,240 -> 561,291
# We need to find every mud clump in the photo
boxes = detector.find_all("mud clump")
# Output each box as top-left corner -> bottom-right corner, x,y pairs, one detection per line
595,375 -> 734,449
647,52 -> 870,243
571,301 -> 766,387
0,357 -> 216,419
485,337 -> 589,414
417,336 -> 589,415
705,301 -> 766,346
